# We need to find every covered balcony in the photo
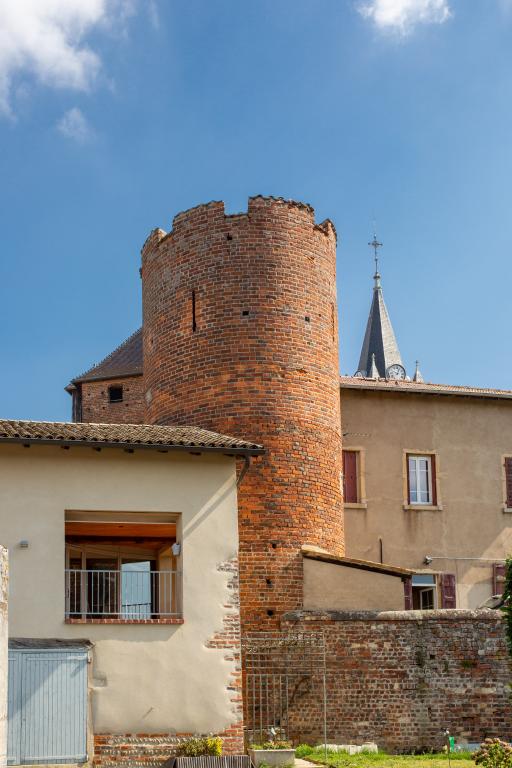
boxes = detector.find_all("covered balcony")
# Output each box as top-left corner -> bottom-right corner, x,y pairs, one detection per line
64,512 -> 182,623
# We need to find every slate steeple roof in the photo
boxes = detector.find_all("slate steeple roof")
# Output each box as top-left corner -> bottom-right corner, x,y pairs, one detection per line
356,238 -> 405,378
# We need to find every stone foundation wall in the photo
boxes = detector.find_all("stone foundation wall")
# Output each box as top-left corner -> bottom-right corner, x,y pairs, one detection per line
0,547 -> 8,768
281,609 -> 512,752
93,726 -> 244,768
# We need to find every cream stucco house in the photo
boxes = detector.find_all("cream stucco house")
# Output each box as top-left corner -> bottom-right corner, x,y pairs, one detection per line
0,419 -> 263,766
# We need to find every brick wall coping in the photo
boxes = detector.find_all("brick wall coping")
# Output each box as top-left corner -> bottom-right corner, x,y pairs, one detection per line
282,608 -> 504,623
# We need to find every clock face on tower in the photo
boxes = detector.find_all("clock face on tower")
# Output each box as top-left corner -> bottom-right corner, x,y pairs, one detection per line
386,363 -> 406,380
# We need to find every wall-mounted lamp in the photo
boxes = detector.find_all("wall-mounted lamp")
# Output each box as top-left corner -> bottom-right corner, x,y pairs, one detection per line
172,542 -> 181,557
424,555 -> 433,565
19,540 -> 29,549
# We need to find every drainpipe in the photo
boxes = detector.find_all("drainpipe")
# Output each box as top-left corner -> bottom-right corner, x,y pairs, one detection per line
236,455 -> 252,487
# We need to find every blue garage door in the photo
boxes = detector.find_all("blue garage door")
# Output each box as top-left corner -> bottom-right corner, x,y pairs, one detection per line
8,648 -> 88,765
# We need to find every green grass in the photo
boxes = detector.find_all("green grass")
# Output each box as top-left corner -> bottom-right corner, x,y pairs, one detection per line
300,747 -> 473,768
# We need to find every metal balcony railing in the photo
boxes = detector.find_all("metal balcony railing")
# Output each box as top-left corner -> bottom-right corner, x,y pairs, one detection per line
65,569 -> 182,619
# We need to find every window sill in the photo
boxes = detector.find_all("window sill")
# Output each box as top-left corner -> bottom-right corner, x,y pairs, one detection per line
344,502 -> 368,510
503,507 -> 512,514
403,504 -> 443,512
65,618 -> 184,625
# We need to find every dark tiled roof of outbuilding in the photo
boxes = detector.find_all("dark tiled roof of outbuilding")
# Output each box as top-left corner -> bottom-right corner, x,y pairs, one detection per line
70,328 -> 143,385
340,375 -> 512,401
0,420 -> 264,455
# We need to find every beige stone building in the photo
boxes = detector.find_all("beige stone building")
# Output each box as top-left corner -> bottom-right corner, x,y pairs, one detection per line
340,239 -> 512,610
340,377 -> 512,610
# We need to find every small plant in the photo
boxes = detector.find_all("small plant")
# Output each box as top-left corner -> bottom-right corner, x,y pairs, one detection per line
177,736 -> 223,757
501,558 -> 512,659
295,745 -> 315,758
474,739 -> 512,768
252,741 -> 292,750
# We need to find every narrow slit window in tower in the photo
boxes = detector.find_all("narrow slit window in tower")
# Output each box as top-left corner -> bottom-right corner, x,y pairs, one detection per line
192,290 -> 197,332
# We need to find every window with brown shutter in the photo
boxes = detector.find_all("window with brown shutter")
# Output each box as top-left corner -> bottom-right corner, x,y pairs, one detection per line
505,458 -> 512,508
493,563 -> 506,597
440,572 -> 456,608
403,577 -> 413,610
430,454 -> 437,506
343,450 -> 358,504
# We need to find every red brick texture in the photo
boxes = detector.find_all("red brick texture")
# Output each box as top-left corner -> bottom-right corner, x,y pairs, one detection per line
80,376 -> 145,424
93,726 -> 244,768
281,610 -> 512,751
141,196 -> 344,632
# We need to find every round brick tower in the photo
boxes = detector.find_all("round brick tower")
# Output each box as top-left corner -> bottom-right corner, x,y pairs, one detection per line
141,195 -> 344,632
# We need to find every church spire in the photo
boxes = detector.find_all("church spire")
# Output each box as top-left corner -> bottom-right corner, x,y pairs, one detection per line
355,233 -> 406,380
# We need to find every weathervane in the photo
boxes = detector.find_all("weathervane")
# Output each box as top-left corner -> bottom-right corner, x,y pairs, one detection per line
368,231 -> 382,285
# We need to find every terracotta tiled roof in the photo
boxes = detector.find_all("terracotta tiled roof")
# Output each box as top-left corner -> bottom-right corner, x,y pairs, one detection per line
70,329 -> 143,385
0,419 -> 264,455
340,375 -> 512,401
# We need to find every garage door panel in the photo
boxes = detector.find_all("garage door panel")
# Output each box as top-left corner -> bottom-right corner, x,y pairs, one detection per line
8,649 -> 88,765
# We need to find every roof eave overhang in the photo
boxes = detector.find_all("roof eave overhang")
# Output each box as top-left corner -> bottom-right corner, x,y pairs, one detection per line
69,370 -> 144,387
339,381 -> 512,402
0,437 -> 265,457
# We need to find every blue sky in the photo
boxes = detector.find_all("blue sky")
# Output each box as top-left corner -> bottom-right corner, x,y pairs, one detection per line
1,0 -> 511,421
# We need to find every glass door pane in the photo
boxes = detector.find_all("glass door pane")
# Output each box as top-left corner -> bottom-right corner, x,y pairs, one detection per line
121,560 -> 155,618
86,557 -> 118,617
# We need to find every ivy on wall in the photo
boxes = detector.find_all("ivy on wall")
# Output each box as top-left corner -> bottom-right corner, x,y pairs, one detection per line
501,557 -> 512,657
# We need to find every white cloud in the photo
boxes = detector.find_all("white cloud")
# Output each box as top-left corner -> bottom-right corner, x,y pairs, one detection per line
359,0 -> 452,34
148,0 -> 160,31
57,107 -> 93,143
0,0 -> 135,117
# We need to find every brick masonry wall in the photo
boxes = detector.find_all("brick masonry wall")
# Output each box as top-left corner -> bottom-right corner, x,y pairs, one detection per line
93,727 -> 243,768
80,376 -> 145,423
141,196 -> 344,633
281,609 -> 512,751
93,558 -> 244,766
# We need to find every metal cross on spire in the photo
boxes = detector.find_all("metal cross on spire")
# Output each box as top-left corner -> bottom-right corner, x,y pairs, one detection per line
368,232 -> 382,287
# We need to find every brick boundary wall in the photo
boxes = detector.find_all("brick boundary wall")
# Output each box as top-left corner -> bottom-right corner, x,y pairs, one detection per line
280,609 -> 512,752
93,726 -> 243,768
93,558 -> 244,767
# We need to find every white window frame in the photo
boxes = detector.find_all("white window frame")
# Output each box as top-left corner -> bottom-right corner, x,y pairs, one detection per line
411,573 -> 438,610
408,455 -> 433,505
